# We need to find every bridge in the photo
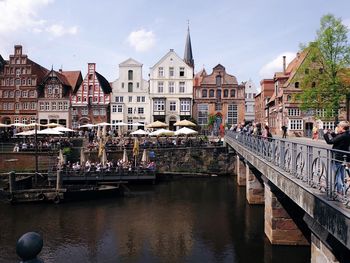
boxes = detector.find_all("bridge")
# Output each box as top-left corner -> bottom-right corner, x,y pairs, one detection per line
224,131 -> 350,263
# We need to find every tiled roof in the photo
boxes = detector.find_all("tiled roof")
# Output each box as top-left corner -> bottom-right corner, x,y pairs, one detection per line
283,50 -> 309,88
27,58 -> 50,82
61,71 -> 83,91
201,64 -> 238,85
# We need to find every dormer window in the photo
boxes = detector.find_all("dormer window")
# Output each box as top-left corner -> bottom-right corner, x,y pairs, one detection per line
216,75 -> 222,87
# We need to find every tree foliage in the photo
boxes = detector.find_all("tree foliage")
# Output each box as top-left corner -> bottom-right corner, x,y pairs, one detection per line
297,14 -> 350,120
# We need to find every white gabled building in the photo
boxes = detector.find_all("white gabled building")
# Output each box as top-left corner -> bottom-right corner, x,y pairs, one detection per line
110,58 -> 150,132
149,49 -> 194,130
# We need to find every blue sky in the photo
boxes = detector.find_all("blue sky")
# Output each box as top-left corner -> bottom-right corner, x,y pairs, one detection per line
1,0 -> 349,90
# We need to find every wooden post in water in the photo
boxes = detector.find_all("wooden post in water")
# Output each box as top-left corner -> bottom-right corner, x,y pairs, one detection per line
8,171 -> 16,193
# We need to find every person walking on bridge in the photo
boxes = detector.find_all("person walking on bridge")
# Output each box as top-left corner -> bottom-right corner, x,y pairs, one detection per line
323,121 -> 350,195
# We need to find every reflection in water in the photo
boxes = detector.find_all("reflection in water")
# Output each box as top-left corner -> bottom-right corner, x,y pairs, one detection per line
0,177 -> 310,263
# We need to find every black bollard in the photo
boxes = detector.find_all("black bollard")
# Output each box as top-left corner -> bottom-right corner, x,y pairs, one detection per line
9,171 -> 16,193
16,232 -> 44,263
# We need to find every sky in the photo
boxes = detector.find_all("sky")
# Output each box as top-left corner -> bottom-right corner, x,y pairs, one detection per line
1,0 -> 350,91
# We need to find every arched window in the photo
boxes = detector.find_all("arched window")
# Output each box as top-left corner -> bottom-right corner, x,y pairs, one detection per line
217,89 -> 222,99
230,89 -> 236,97
287,95 -> 292,101
223,89 -> 229,97
216,75 -> 222,87
209,89 -> 215,97
128,82 -> 133,92
128,70 -> 133,81
202,89 -> 207,98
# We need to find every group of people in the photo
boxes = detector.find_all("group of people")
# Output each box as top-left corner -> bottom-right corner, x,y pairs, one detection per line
230,122 -> 273,140
13,137 -> 73,152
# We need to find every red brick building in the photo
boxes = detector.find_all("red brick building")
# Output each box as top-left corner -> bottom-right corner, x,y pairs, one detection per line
71,63 -> 112,127
0,45 -> 49,124
254,79 -> 274,126
193,64 -> 245,133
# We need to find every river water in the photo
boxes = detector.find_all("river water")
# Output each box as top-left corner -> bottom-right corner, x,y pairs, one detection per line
0,177 -> 310,263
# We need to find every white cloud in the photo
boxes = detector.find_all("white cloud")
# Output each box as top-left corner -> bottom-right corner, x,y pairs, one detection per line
46,24 -> 78,37
0,0 -> 78,38
343,18 -> 350,29
127,29 -> 156,52
259,52 -> 296,78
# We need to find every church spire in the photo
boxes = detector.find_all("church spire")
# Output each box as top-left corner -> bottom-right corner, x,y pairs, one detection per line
184,21 -> 194,68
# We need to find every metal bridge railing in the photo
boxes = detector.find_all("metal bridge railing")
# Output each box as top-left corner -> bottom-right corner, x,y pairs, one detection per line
226,131 -> 350,206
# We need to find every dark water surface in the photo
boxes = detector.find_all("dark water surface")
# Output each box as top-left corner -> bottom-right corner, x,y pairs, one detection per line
0,177 -> 310,263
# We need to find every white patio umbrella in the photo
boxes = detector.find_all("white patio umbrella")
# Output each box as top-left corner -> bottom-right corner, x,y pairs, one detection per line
174,127 -> 198,136
141,149 -> 149,163
114,122 -> 128,126
37,128 -> 63,135
25,123 -> 43,127
79,124 -> 96,128
53,126 -> 75,132
130,129 -> 149,136
149,128 -> 174,136
122,148 -> 128,163
131,122 -> 145,126
0,123 -> 10,127
15,130 -> 36,136
96,122 -> 111,126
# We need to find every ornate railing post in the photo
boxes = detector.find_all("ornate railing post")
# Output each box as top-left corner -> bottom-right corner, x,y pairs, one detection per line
16,232 -> 44,263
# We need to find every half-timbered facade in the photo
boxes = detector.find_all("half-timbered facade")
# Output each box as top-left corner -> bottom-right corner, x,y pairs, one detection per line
71,63 -> 111,127
0,45 -> 49,124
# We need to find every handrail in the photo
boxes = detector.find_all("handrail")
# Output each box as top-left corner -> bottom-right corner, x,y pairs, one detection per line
225,131 -> 350,206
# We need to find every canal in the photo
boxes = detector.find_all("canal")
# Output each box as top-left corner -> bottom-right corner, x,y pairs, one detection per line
0,177 -> 310,262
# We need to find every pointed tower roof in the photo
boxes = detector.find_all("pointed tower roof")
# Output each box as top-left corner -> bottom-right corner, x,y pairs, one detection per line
184,24 -> 194,68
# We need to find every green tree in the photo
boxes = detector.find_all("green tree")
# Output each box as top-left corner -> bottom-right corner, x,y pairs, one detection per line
297,14 -> 350,122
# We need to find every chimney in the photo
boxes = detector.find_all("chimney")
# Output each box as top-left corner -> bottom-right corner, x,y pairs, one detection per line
283,56 -> 286,74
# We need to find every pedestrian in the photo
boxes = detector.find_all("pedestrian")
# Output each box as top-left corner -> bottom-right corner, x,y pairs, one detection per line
281,125 -> 287,139
312,125 -> 318,140
323,121 -> 350,196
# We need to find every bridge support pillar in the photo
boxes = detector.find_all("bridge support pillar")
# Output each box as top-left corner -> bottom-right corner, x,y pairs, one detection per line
264,183 -> 309,245
311,234 -> 339,263
246,166 -> 264,204
236,155 -> 246,186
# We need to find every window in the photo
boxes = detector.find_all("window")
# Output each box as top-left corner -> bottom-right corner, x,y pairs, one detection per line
138,107 -> 144,114
22,118 -> 27,124
39,102 -> 44,111
14,117 -> 19,124
141,96 -> 145,102
28,78 -> 31,85
30,117 -> 36,124
112,105 -> 117,113
158,67 -> 164,77
323,121 -> 335,130
15,78 -> 20,85
158,82 -> 164,93
72,108 -> 78,115
180,100 -> 190,112
128,119 -> 133,131
22,79 -> 26,85
209,89 -> 215,97
21,102 -> 28,110
58,102 -> 63,110
78,96 -> 81,102
295,82 -> 299,88
128,70 -> 133,80
168,82 -> 175,93
3,103 -> 7,110
30,102 -> 36,110
215,103 -> 222,111
287,95 -> 292,101
45,102 -> 50,111
127,82 -> 133,92
198,104 -> 208,125
117,105 -> 123,113
22,91 -> 28,97
121,82 -> 124,88
137,82 -> 139,88
128,107 -> 133,114
89,85 -> 93,94
16,69 -> 21,77
169,67 -> 174,77
217,89 -> 221,99
179,82 -> 185,93
115,96 -> 123,103
223,89 -> 229,97
231,89 -> 236,97
169,101 -> 176,111
154,99 -> 165,111
202,89 -> 207,98
179,67 -> 185,77
93,109 -> 99,116
3,91 -> 8,98
100,108 -> 105,115
128,96 -> 132,102
63,102 -> 69,110
227,104 -> 238,126
289,119 -> 303,130
216,75 -> 221,86
94,97 -> 98,102
82,108 -> 88,115
288,108 -> 300,116
88,74 -> 93,80
52,102 -> 57,110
